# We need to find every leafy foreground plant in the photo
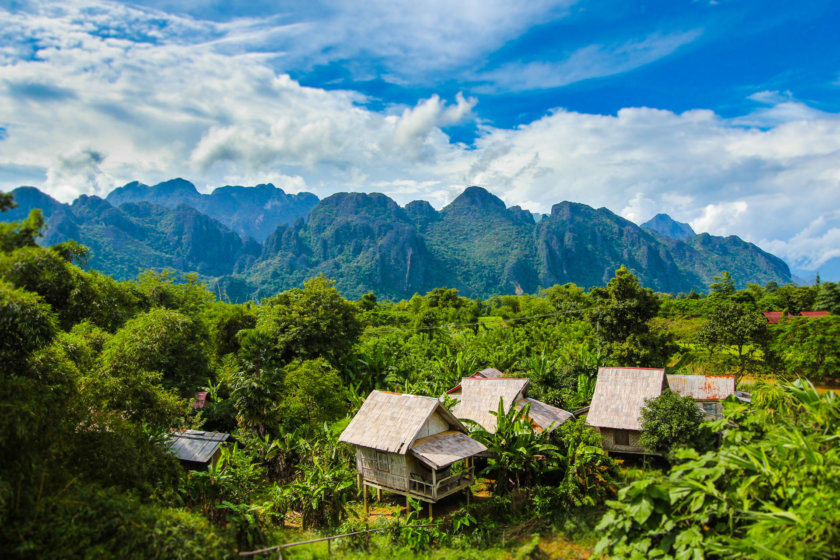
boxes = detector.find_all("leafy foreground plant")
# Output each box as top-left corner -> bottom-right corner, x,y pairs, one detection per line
594,380 -> 840,559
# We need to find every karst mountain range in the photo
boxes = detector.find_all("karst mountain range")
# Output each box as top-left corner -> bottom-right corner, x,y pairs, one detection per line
2,179 -> 791,301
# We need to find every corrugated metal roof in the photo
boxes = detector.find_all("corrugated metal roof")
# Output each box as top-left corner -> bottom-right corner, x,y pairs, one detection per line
799,311 -> 830,318
167,430 -> 229,463
452,378 -> 529,432
586,367 -> 667,431
410,431 -> 487,470
339,391 -> 466,454
666,374 -> 735,401
517,398 -> 573,433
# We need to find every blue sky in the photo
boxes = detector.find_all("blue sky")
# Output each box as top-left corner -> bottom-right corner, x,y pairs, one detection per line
1,0 -> 840,279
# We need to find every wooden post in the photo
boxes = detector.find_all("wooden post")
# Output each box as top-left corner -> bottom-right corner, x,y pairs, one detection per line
363,483 -> 369,517
327,538 -> 331,556
466,488 -> 470,507
356,472 -> 361,490
376,488 -> 381,502
432,469 -> 437,501
405,494 -> 410,514
428,502 -> 433,519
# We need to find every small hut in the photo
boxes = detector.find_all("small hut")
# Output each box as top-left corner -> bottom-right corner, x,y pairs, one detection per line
451,377 -> 573,434
666,374 -> 735,421
445,367 -> 505,398
167,430 -> 229,469
339,391 -> 487,510
586,367 -> 667,454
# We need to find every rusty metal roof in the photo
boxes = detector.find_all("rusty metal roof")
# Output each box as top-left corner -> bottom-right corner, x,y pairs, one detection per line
410,431 -> 487,470
339,390 -> 466,454
586,367 -> 667,431
167,430 -> 228,464
666,374 -> 735,401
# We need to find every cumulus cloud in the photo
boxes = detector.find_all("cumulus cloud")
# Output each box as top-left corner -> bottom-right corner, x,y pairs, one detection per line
2,0 -> 840,275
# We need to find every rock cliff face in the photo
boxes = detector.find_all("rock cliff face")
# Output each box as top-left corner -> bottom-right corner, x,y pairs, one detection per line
106,179 -> 318,242
3,183 -> 792,300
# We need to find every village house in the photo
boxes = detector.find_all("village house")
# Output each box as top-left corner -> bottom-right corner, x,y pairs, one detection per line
339,390 -> 487,515
450,376 -> 573,434
586,367 -> 667,454
167,429 -> 229,469
763,310 -> 830,324
666,374 -> 735,421
445,367 -> 505,398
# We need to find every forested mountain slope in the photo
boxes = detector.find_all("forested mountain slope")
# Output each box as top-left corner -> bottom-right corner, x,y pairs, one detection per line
2,184 -> 792,300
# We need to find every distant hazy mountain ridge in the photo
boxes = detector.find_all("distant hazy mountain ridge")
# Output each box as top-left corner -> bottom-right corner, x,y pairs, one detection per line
2,182 -> 792,300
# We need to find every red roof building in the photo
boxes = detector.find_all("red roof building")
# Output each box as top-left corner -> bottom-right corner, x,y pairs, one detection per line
763,311 -> 785,324
798,311 -> 830,318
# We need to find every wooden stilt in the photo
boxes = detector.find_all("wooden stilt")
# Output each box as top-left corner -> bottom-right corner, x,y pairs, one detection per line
466,488 -> 470,507
376,488 -> 381,502
356,473 -> 361,490
405,494 -> 410,514
363,484 -> 369,516
428,502 -> 433,519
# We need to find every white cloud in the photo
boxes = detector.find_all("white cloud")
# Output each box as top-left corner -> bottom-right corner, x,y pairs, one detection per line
472,29 -> 703,92
2,1 -> 840,275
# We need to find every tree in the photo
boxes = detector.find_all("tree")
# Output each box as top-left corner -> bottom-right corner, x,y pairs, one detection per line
814,281 -> 840,315
0,190 -> 15,212
281,358 -> 347,431
770,315 -> 840,382
588,266 -> 676,367
695,302 -> 770,381
229,329 -> 286,436
639,390 -> 710,455
708,271 -> 735,298
259,276 -> 362,366
0,208 -> 43,253
100,307 -> 210,395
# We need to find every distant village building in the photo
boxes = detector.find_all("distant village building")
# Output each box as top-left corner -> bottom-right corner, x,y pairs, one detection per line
450,376 -> 573,433
586,367 -> 667,454
339,391 -> 486,513
763,310 -> 830,324
666,374 -> 735,421
167,430 -> 229,469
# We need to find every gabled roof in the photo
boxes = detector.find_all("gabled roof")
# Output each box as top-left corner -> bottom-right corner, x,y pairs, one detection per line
586,367 -> 667,431
798,311 -> 830,318
763,311 -> 786,324
339,391 -> 466,454
517,398 -> 574,433
666,374 -> 735,401
452,378 -> 529,432
410,431 -> 487,470
168,430 -> 229,464
445,367 -> 505,394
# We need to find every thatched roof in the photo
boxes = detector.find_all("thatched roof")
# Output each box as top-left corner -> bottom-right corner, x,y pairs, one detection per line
666,375 -> 735,401
452,378 -> 529,432
517,398 -> 574,433
586,367 -> 667,431
339,391 -> 465,454
167,430 -> 229,464
410,431 -> 487,470
446,367 -> 506,395
477,367 -> 505,379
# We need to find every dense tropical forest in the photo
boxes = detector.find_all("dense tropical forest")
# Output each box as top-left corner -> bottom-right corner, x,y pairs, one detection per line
2,195 -> 839,559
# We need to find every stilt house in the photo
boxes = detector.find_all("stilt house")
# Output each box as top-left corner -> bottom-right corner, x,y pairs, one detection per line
666,374 -> 735,421
339,391 -> 487,504
586,367 -> 667,454
451,377 -> 573,433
